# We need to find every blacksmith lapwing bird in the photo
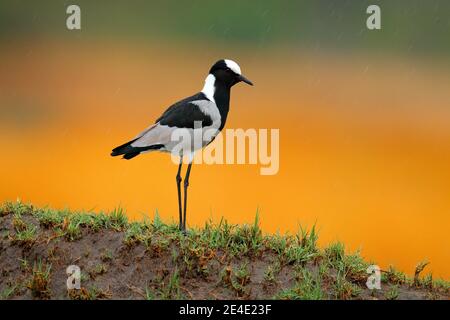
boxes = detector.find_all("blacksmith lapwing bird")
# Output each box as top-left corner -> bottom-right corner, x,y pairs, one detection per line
111,59 -> 253,232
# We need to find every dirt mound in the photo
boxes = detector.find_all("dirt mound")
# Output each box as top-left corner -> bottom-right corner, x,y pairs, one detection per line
0,202 -> 448,300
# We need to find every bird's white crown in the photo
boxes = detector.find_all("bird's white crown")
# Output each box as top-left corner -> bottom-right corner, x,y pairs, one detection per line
224,59 -> 241,75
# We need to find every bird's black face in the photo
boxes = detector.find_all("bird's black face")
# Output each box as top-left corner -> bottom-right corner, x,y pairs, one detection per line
209,60 -> 253,88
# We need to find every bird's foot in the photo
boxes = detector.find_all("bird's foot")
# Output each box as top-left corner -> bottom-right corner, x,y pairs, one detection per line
179,226 -> 187,236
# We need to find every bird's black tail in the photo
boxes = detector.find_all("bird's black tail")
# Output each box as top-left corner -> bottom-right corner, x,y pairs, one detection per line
111,139 -> 164,160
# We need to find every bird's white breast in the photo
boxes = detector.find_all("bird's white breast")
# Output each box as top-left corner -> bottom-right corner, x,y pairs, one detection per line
201,74 -> 216,104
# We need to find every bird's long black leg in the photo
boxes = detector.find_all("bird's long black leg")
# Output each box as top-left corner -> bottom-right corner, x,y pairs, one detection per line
182,162 -> 193,232
176,157 -> 183,231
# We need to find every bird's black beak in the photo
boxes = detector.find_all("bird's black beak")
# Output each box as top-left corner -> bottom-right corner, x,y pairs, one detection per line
238,74 -> 253,86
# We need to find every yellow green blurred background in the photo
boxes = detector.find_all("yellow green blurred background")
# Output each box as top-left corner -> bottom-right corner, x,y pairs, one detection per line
1,1 -> 449,278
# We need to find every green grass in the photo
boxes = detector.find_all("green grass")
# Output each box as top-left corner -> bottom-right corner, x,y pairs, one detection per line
100,249 -> 114,262
68,286 -> 111,300
235,262 -> 251,287
155,267 -> 182,300
333,271 -> 362,299
432,278 -> 450,293
384,266 -> 408,285
1,200 -> 449,300
33,207 -> 65,228
0,285 -> 18,300
124,221 -> 151,246
385,285 -> 399,300
108,207 -> 128,230
28,260 -> 52,299
2,201 -> 129,242
264,260 -> 281,283
11,213 -> 37,247
145,287 -> 156,300
267,225 -> 319,265
218,264 -> 251,297
275,268 -> 324,300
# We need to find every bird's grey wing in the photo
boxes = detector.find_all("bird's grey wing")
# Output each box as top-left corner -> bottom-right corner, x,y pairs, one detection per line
131,93 -> 213,148
130,123 -> 176,148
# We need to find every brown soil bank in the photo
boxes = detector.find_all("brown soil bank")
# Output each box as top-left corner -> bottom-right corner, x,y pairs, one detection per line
0,201 -> 448,300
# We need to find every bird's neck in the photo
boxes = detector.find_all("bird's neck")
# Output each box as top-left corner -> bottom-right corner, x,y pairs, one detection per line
201,74 -> 230,128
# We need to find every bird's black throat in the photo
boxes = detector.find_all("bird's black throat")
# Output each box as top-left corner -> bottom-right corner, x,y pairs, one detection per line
212,80 -> 231,131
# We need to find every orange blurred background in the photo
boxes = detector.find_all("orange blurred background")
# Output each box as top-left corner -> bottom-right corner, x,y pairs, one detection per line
1,39 -> 449,278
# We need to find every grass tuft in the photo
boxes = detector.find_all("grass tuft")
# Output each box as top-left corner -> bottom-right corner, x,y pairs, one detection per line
385,285 -> 399,300
28,260 -> 52,299
11,214 -> 37,247
275,268 -> 323,300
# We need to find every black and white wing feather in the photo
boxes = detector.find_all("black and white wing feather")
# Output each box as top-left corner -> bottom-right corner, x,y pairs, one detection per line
111,93 -> 215,159
156,93 -> 213,128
